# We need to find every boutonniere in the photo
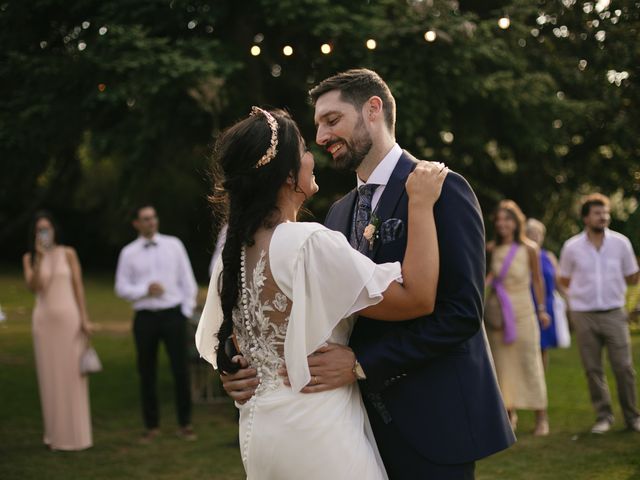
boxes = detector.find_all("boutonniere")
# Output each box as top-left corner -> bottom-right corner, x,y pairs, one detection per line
363,214 -> 381,250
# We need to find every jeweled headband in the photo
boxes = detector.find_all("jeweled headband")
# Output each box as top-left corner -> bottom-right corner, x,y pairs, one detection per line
250,106 -> 279,168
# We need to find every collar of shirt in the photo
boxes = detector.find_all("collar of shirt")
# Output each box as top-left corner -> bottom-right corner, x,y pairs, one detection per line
138,233 -> 161,248
356,143 -> 402,189
355,143 -> 402,211
579,228 -> 611,249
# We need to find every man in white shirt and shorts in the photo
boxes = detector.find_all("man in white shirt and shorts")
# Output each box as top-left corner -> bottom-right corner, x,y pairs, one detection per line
559,193 -> 640,434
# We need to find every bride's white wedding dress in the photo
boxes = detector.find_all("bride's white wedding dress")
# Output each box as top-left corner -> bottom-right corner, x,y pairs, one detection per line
196,222 -> 402,479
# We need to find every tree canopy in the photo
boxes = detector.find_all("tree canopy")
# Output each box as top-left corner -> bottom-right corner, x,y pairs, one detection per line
1,0 -> 638,278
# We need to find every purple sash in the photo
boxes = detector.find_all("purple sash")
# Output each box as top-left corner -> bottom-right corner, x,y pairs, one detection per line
491,243 -> 519,344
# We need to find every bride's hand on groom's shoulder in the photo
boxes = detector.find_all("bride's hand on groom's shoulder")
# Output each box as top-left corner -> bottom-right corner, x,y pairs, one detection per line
220,355 -> 260,404
280,343 -> 358,394
406,161 -> 448,205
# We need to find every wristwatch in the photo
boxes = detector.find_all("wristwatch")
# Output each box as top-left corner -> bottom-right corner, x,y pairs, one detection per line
352,359 -> 367,380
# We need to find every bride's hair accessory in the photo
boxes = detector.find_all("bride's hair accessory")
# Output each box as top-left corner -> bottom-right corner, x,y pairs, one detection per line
250,106 -> 279,168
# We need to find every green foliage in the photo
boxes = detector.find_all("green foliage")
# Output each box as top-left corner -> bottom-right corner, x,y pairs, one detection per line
1,0 -> 639,273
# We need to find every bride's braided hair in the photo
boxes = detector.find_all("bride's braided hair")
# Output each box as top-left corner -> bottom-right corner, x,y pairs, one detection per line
210,109 -> 303,374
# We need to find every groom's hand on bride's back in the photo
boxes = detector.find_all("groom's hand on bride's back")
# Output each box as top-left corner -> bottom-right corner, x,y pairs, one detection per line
279,343 -> 357,393
220,355 -> 260,404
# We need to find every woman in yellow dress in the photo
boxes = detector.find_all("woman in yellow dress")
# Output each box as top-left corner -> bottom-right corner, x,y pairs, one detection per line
485,200 -> 551,436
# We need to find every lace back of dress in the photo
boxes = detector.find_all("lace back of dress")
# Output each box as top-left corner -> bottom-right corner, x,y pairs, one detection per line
235,232 -> 291,393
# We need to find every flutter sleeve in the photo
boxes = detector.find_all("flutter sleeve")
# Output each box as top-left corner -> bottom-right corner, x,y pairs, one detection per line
195,257 -> 224,368
276,227 -> 402,393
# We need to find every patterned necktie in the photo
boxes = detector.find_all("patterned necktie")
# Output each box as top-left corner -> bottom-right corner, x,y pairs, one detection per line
350,183 -> 380,254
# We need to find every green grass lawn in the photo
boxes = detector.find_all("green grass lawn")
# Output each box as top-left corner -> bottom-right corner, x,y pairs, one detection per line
1,269 -> 639,479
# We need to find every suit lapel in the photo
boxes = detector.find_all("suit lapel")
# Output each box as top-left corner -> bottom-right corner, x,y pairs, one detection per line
326,188 -> 357,238
370,151 -> 417,259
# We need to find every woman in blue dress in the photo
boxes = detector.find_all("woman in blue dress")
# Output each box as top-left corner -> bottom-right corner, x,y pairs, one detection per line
526,218 -> 562,370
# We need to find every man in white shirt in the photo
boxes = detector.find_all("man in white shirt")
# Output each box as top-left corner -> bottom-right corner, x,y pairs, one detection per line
559,193 -> 640,434
115,205 -> 198,442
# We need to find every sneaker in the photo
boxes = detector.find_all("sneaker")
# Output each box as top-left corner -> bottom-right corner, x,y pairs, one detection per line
139,428 -> 161,444
177,425 -> 197,441
591,419 -> 612,434
629,417 -> 640,433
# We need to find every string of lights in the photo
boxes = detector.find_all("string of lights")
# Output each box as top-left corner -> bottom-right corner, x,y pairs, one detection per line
247,18 -> 512,57
90,5 -> 628,91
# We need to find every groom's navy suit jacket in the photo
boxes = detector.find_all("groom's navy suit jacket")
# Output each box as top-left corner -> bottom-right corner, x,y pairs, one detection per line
325,151 -> 516,465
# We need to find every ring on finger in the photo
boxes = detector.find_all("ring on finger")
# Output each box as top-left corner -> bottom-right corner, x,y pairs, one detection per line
313,375 -> 318,385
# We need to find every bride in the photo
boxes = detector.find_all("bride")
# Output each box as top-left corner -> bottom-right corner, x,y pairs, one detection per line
196,107 -> 447,479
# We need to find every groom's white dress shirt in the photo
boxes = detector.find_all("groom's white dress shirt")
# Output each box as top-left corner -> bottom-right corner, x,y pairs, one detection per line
115,233 -> 198,318
356,143 -> 402,211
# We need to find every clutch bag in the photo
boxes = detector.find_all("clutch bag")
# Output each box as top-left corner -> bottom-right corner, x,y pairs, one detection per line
80,346 -> 103,375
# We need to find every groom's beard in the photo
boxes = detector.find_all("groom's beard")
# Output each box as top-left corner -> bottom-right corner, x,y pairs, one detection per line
330,119 -> 373,171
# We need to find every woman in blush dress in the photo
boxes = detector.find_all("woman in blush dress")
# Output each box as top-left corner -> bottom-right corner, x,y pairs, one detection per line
196,108 -> 447,479
22,211 -> 93,451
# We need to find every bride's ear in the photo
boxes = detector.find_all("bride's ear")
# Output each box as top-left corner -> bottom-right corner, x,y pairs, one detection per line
286,173 -> 296,187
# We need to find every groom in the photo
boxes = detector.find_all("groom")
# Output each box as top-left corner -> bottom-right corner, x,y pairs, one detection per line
222,69 -> 515,478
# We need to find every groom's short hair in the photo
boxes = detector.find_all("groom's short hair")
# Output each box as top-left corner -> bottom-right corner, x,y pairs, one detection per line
309,69 -> 396,133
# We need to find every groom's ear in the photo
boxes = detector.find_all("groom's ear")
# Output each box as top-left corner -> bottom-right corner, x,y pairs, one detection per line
365,96 -> 383,122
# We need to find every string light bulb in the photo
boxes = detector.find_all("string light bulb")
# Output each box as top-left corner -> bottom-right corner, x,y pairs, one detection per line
320,43 -> 332,54
250,45 -> 261,56
283,45 -> 293,56
424,30 -> 437,42
498,16 -> 511,29
366,39 -> 377,50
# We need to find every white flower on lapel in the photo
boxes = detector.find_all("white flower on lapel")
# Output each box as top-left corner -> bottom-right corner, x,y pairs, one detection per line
363,224 -> 376,242
363,214 -> 381,251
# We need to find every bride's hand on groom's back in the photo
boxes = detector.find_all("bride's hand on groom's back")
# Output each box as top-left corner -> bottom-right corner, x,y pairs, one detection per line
220,355 -> 260,404
405,161 -> 448,205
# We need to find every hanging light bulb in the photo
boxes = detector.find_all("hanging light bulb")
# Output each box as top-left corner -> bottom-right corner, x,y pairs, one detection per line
366,39 -> 377,50
283,45 -> 293,56
424,30 -> 437,42
498,16 -> 511,29
250,45 -> 261,56
320,43 -> 332,54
